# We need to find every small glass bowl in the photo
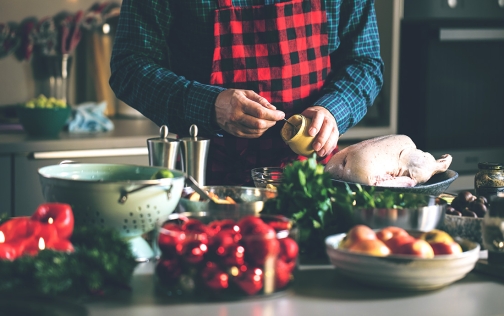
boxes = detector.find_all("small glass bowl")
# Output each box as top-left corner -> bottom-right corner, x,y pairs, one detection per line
251,167 -> 284,189
155,212 -> 298,300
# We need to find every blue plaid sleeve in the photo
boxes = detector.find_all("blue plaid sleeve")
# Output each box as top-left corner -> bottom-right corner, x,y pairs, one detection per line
317,0 -> 384,135
109,0 -> 225,136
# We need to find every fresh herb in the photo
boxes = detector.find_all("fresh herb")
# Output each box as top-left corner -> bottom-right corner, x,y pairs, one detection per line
263,155 -> 431,260
0,225 -> 137,299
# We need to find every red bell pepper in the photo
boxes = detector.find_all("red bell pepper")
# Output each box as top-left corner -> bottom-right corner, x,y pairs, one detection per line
31,203 -> 74,239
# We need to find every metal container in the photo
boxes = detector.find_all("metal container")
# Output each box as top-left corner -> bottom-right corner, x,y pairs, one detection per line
352,193 -> 447,231
178,186 -> 277,220
180,125 -> 210,186
147,125 -> 182,170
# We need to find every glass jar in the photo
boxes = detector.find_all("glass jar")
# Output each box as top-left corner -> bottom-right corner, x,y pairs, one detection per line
474,162 -> 504,202
154,212 -> 298,300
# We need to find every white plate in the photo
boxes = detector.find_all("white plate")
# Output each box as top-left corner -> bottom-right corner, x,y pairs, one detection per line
325,232 -> 480,291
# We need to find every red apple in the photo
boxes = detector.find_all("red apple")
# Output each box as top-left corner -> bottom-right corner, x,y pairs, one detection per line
340,225 -> 377,249
347,239 -> 391,257
429,241 -> 463,255
396,239 -> 435,258
376,226 -> 409,242
383,235 -> 416,254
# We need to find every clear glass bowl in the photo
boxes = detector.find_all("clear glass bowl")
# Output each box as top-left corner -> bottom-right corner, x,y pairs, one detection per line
251,167 -> 284,189
155,212 -> 298,300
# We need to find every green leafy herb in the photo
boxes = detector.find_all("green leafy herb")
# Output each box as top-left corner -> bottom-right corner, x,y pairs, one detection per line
263,155 -> 432,260
0,225 -> 137,299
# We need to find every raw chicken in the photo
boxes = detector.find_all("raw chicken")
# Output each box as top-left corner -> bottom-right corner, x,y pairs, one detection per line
324,135 -> 452,187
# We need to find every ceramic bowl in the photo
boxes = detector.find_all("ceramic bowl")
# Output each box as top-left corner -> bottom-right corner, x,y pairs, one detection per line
17,106 -> 71,137
331,169 -> 459,197
325,232 -> 480,291
280,114 -> 314,157
351,193 -> 447,231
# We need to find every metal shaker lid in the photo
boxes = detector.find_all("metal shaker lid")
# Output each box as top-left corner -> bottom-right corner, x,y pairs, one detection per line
147,125 -> 180,143
180,124 -> 210,143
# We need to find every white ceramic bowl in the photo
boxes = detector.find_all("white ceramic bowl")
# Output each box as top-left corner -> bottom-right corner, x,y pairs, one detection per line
325,232 -> 480,291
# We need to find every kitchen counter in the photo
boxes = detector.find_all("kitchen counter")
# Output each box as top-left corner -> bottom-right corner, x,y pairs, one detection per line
85,259 -> 504,316
0,118 -> 162,154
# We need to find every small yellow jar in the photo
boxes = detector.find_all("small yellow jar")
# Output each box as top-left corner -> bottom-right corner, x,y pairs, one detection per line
280,114 -> 315,157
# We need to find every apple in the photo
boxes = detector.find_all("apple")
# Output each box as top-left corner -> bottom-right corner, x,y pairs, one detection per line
396,239 -> 435,258
340,225 -> 377,249
347,239 -> 391,257
429,241 -> 463,255
419,229 -> 454,244
376,226 -> 409,242
384,234 -> 416,254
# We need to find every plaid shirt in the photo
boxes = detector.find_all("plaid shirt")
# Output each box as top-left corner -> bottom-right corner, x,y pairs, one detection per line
110,0 -> 383,137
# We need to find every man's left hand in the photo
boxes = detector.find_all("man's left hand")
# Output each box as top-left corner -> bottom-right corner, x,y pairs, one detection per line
301,106 -> 339,157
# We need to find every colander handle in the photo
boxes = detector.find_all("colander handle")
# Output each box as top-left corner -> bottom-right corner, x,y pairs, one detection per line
118,183 -> 173,204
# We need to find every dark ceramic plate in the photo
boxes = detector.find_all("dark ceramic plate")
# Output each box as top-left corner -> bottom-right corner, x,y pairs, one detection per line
331,169 -> 459,196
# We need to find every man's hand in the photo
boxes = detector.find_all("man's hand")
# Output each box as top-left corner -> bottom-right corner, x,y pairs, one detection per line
214,89 -> 285,138
301,106 -> 339,157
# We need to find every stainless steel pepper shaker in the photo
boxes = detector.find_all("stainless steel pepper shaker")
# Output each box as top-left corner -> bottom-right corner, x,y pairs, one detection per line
147,125 -> 183,170
180,125 -> 210,186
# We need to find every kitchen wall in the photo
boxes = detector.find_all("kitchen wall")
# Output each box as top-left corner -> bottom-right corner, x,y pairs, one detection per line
0,0 -> 120,107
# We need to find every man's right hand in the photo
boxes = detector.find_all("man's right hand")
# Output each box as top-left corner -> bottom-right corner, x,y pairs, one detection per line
214,89 -> 285,138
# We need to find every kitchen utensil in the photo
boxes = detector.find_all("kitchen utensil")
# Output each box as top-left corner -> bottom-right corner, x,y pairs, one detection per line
185,174 -> 216,203
280,114 -> 315,157
325,231 -> 480,291
351,193 -> 447,231
178,186 -> 277,220
180,124 -> 211,186
282,118 -> 297,133
331,169 -> 459,197
251,167 -> 284,188
147,125 -> 182,170
38,163 -> 185,262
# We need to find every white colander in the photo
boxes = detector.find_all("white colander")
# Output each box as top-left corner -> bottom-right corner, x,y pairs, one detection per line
38,163 -> 185,261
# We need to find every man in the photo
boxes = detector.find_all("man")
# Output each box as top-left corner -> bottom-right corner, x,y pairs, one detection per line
110,0 -> 383,185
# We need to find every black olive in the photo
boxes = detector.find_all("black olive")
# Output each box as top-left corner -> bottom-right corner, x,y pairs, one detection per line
458,191 -> 477,203
450,197 -> 463,211
477,196 -> 488,206
446,208 -> 462,217
468,200 -> 487,218
462,208 -> 478,218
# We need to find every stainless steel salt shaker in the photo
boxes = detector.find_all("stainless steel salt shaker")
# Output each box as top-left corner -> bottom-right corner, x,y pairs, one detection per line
180,125 -> 211,186
147,125 -> 182,170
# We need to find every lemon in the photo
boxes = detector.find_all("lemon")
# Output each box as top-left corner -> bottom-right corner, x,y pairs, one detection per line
151,169 -> 174,179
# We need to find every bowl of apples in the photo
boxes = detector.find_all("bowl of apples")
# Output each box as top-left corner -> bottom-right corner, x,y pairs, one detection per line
325,225 -> 480,291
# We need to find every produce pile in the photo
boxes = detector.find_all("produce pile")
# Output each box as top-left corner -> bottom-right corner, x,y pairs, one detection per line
156,216 -> 298,298
446,191 -> 488,218
0,203 -> 136,299
340,225 -> 462,258
262,155 -> 428,260
156,215 -> 297,298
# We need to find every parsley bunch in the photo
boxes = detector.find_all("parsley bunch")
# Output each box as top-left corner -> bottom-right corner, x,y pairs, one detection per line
0,225 -> 137,299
